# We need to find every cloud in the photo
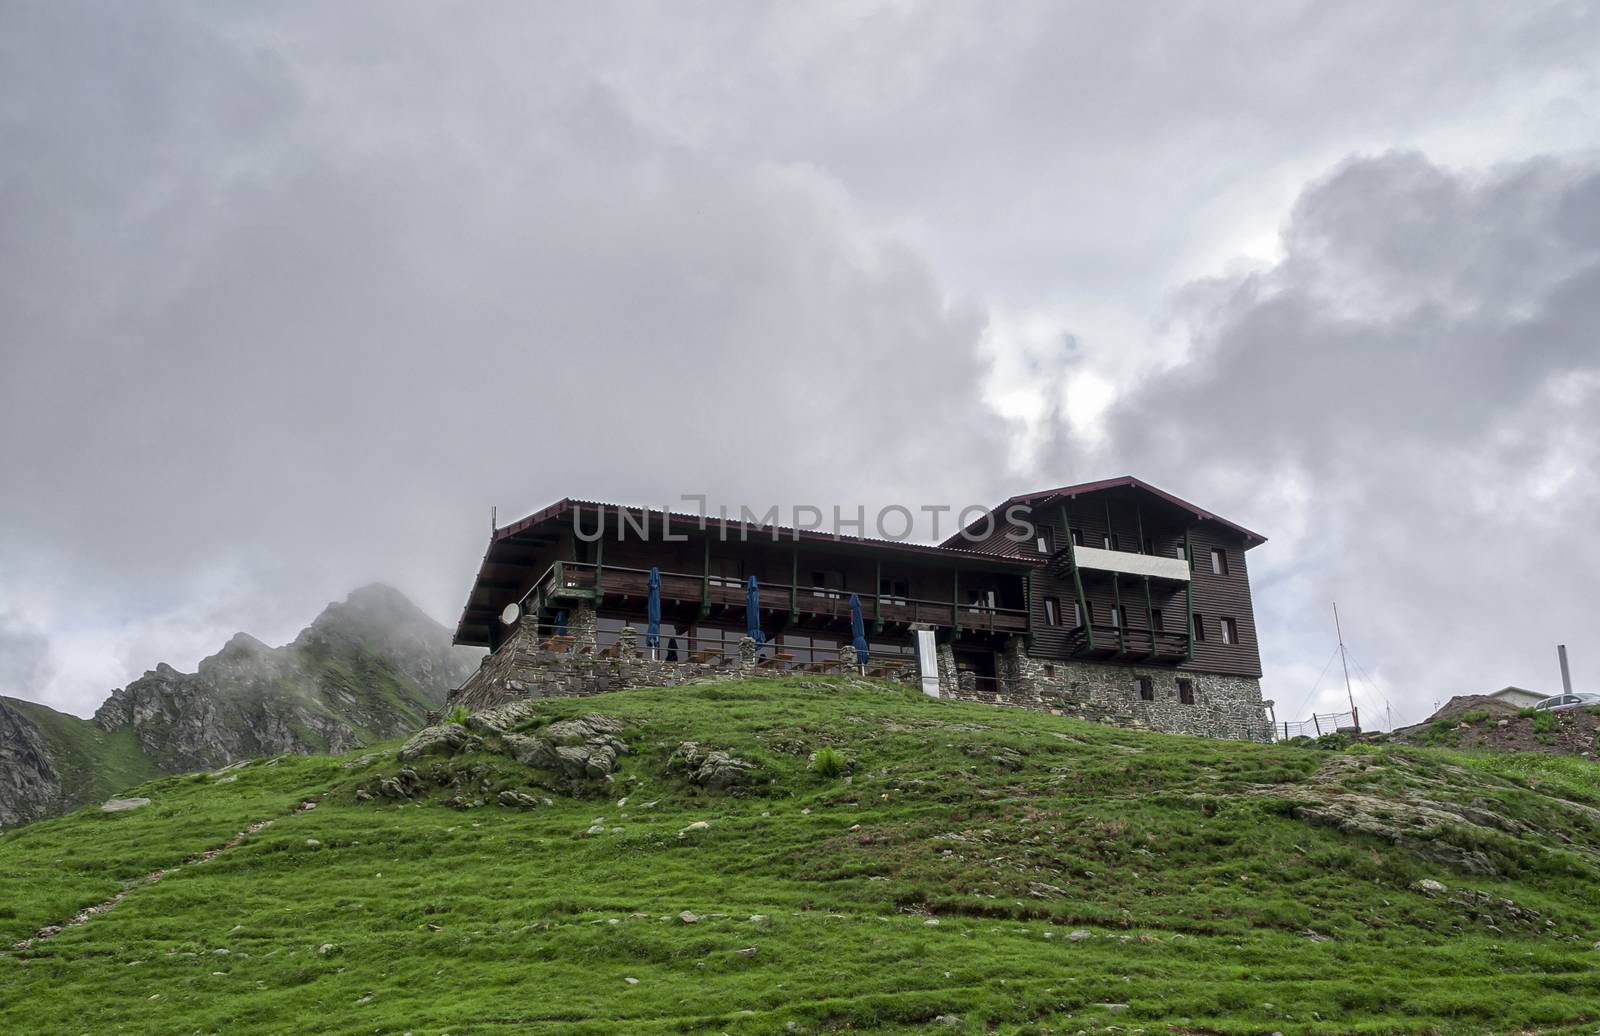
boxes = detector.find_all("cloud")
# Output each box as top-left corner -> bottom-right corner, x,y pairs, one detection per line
0,5 -> 1009,713
0,613 -> 56,699
1085,152 -> 1600,723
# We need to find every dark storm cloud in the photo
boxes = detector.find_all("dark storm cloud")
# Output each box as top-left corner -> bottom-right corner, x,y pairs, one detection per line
1,3 -> 1597,717
0,4 -> 1009,713
1089,153 -> 1600,722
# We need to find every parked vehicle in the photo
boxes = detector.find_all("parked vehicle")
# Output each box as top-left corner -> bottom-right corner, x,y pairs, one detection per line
1532,692 -> 1600,713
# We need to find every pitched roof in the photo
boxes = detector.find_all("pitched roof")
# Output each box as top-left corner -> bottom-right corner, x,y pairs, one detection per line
940,475 -> 1267,548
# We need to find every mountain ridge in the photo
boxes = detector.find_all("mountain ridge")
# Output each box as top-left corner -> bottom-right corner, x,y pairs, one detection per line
0,584 -> 479,829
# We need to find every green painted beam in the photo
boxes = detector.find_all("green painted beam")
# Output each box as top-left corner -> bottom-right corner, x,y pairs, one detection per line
1062,503 -> 1094,652
1184,528 -> 1196,663
1111,575 -> 1127,657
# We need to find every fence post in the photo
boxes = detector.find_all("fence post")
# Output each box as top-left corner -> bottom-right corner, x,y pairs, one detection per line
1312,714 -> 1321,735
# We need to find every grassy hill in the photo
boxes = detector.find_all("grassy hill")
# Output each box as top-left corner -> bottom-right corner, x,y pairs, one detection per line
3,677 -> 1599,1034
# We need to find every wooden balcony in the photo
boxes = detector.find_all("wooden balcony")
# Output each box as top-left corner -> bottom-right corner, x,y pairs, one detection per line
527,561 -> 1028,637
1065,624 -> 1190,664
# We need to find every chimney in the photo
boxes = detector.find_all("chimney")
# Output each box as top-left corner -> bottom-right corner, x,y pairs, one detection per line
1558,644 -> 1573,696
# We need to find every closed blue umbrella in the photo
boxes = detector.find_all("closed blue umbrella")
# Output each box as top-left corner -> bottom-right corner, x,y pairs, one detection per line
745,576 -> 765,644
849,593 -> 869,666
646,567 -> 662,654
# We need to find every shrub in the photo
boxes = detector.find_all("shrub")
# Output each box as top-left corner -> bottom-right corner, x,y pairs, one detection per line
812,746 -> 846,780
1459,709 -> 1490,725
446,704 -> 469,726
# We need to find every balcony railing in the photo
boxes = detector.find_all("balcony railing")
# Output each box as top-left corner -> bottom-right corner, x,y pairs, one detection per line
1058,545 -> 1191,583
1065,623 -> 1190,663
519,560 -> 1028,636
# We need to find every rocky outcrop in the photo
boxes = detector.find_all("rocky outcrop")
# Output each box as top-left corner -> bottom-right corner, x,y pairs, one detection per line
398,723 -> 482,762
503,715 -> 629,779
91,584 -> 479,774
2,584 -> 482,828
0,698 -> 60,828
667,741 -> 760,790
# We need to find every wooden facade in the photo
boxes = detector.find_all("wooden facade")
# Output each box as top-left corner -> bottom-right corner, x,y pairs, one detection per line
454,479 -> 1265,685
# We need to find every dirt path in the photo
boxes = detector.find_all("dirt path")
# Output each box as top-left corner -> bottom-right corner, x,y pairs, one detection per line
8,797 -> 324,953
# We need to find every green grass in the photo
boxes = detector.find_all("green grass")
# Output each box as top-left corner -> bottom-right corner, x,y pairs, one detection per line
2,677 -> 1599,1034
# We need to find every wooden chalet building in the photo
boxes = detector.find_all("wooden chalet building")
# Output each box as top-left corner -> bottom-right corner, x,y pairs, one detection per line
451,477 -> 1274,741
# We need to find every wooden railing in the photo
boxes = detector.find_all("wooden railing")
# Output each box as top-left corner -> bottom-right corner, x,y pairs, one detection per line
533,560 -> 1027,634
1065,624 -> 1190,661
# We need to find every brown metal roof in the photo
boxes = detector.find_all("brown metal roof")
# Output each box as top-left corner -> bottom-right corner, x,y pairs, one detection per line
939,475 -> 1267,549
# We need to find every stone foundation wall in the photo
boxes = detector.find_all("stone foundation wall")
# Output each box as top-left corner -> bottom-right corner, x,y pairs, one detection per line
449,605 -> 918,712
452,614 -> 1270,742
941,636 -> 1273,741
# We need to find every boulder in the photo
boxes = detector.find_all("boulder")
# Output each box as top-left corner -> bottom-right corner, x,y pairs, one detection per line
397,724 -> 482,763
497,790 -> 542,809
668,741 -> 759,790
465,701 -> 538,736
100,797 -> 152,813
505,719 -> 627,779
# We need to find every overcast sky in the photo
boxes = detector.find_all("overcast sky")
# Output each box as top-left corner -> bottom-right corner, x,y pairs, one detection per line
2,2 -> 1597,725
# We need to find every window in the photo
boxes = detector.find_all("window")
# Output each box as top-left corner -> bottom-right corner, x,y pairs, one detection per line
1103,532 -> 1120,551
1210,549 -> 1229,575
879,577 -> 909,605
1135,677 -> 1154,702
1036,528 -> 1054,555
1174,544 -> 1187,562
1177,678 -> 1195,705
967,589 -> 996,613
1044,596 -> 1062,626
1071,528 -> 1084,547
1143,537 -> 1155,554
1151,609 -> 1164,632
810,569 -> 844,599
1043,664 -> 1056,679
1110,606 -> 1122,629
1220,617 -> 1239,645
1073,600 -> 1086,627
1193,613 -> 1205,641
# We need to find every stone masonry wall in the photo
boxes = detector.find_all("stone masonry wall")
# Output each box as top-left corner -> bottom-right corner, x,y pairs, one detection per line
449,605 -> 917,712
943,636 -> 1273,741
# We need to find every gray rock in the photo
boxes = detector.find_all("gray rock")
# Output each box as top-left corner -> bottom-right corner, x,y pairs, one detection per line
464,701 -> 538,736
0,699 -> 62,828
497,790 -> 542,809
668,742 -> 759,790
505,721 -> 626,779
1411,879 -> 1448,895
101,797 -> 152,813
397,724 -> 482,763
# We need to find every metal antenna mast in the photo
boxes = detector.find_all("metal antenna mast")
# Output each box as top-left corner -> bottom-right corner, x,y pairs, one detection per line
1333,601 -> 1359,730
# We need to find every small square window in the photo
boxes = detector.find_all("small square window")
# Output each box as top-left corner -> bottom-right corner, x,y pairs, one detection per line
1177,678 -> 1195,705
1043,664 -> 1056,679
1210,549 -> 1229,575
1220,617 -> 1239,644
1135,677 -> 1154,702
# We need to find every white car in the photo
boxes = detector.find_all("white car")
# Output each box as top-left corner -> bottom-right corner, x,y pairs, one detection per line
1532,692 -> 1600,713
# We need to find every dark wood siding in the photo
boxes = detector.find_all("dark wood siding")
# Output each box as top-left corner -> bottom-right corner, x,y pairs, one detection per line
1023,489 -> 1263,679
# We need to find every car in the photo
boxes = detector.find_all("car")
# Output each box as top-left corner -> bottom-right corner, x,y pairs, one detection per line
1531,692 -> 1600,713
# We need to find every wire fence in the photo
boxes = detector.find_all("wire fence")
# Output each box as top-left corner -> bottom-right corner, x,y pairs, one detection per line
1274,709 -> 1360,740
